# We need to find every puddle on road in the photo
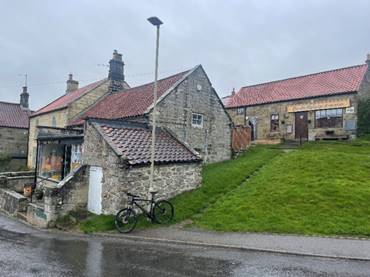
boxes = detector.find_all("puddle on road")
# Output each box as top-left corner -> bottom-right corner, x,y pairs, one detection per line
0,229 -> 235,276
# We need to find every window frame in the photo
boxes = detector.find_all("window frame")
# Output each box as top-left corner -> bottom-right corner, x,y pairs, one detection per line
191,113 -> 204,128
270,113 -> 279,132
314,108 -> 343,128
236,107 -> 245,115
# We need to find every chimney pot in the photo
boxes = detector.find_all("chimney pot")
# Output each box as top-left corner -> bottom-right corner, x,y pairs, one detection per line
231,88 -> 236,96
66,73 -> 79,93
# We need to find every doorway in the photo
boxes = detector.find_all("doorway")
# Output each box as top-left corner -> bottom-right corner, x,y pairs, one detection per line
88,166 -> 103,214
295,112 -> 308,140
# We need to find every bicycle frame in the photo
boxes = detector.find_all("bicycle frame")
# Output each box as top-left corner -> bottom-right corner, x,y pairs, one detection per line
129,196 -> 156,220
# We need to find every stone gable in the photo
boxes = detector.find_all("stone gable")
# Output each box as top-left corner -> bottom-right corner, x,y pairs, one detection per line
151,66 -> 232,163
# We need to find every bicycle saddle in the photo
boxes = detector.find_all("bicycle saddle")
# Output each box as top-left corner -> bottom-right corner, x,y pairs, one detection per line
149,191 -> 158,195
127,192 -> 139,198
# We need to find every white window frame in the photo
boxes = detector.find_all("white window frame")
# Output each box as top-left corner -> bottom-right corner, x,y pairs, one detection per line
237,107 -> 244,115
192,113 -> 204,128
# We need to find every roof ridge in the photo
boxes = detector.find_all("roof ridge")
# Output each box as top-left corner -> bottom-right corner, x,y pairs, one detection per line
32,78 -> 106,116
240,64 -> 367,90
114,68 -> 191,94
0,101 -> 21,106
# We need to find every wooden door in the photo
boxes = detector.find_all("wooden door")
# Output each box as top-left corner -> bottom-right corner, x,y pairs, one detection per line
88,166 -> 103,215
295,112 -> 308,140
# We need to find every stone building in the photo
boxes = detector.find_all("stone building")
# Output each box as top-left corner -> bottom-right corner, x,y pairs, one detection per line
226,55 -> 370,143
26,57 -> 231,222
69,64 -> 232,163
83,119 -> 202,214
0,86 -> 32,168
27,50 -> 130,168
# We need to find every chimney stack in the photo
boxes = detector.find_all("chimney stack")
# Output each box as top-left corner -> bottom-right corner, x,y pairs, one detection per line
66,73 -> 79,93
108,50 -> 125,92
20,86 -> 29,109
366,53 -> 370,64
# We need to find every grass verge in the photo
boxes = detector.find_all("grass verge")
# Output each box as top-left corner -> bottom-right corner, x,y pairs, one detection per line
195,140 -> 370,236
79,145 -> 280,233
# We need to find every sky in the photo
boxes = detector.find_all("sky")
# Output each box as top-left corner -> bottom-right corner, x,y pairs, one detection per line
0,0 -> 370,110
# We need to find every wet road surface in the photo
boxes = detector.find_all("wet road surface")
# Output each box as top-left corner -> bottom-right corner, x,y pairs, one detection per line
1,213 -> 370,276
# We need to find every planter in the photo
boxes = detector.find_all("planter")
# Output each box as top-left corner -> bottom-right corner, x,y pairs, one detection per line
23,184 -> 33,197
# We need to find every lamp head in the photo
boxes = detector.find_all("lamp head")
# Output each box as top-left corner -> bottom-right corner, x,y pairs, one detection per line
147,17 -> 163,26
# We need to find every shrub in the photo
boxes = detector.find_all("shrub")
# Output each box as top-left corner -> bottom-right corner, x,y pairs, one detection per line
357,97 -> 370,137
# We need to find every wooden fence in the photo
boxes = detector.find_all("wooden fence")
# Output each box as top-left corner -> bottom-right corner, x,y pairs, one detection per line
231,125 -> 251,152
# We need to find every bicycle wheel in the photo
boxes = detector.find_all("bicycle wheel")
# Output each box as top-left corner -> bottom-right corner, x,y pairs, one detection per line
153,200 -> 174,224
115,208 -> 138,233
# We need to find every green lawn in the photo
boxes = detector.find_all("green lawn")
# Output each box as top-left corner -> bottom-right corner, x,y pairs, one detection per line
195,139 -> 370,236
79,145 -> 280,233
80,139 -> 370,236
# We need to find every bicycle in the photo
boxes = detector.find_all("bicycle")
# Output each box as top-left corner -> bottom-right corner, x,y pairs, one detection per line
115,191 -> 174,233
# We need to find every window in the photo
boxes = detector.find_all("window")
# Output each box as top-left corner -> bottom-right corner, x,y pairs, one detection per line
270,114 -> 279,132
38,143 -> 83,181
38,143 -> 65,181
315,108 -> 343,128
237,107 -> 245,115
192,113 -> 203,128
51,116 -> 57,127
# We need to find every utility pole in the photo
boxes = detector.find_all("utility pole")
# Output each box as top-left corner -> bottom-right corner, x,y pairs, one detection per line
147,16 -> 163,194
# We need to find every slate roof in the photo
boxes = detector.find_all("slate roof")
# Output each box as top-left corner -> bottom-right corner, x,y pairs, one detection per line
227,64 -> 368,108
32,79 -> 108,117
69,68 -> 192,126
0,101 -> 32,128
91,120 -> 201,165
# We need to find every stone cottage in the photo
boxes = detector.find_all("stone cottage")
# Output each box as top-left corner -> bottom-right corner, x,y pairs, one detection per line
24,56 -> 231,225
225,55 -> 370,143
0,86 -> 32,168
69,64 -> 232,163
27,50 -> 130,169
83,119 -> 202,214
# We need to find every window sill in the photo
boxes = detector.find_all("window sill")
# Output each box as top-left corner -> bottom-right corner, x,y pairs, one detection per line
192,125 -> 203,129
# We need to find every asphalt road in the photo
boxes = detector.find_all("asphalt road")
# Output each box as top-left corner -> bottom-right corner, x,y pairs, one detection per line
1,214 -> 370,277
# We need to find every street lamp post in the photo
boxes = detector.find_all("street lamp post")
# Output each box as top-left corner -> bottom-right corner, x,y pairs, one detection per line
147,16 -> 163,194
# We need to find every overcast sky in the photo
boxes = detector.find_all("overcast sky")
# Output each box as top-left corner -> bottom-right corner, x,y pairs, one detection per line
0,0 -> 369,110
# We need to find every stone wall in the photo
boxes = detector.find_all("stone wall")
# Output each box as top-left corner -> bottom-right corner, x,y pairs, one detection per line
227,93 -> 358,142
67,81 -> 109,120
42,166 -> 89,223
0,188 -> 28,216
0,171 -> 34,193
83,123 -> 202,215
27,109 -> 68,168
0,127 -> 28,158
151,66 -> 232,163
357,61 -> 370,100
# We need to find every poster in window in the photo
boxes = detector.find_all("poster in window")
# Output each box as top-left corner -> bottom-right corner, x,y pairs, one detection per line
71,144 -> 82,170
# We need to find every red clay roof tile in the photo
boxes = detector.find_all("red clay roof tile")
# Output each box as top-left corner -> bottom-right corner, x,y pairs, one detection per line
69,69 -> 191,126
227,64 -> 368,108
32,79 -> 107,116
0,101 -> 31,128
92,120 -> 201,165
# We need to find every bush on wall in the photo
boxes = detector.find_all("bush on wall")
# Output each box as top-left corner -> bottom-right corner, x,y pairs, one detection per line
357,97 -> 370,137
